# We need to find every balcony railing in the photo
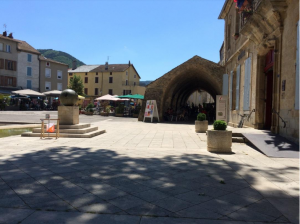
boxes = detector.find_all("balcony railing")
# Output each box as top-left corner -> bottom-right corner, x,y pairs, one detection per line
240,0 -> 262,28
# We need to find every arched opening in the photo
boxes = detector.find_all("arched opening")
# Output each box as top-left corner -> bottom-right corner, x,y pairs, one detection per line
139,56 -> 225,122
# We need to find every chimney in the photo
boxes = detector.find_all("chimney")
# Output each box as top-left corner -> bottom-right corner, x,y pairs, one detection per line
72,60 -> 77,70
8,33 -> 13,39
2,31 -> 7,37
128,60 -> 131,66
105,62 -> 108,70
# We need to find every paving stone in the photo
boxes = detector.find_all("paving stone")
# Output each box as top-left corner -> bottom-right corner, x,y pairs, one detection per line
19,191 -> 60,206
0,207 -> 34,224
0,196 -> 28,208
0,188 -> 18,199
176,204 -> 223,219
126,202 -> 175,217
217,193 -> 259,207
79,202 -> 122,214
63,193 -> 104,208
227,207 -> 279,222
108,195 -> 146,210
132,189 -> 169,202
197,199 -> 242,215
174,190 -> 213,204
152,196 -> 193,213
90,186 -> 128,200
29,200 -> 74,211
51,186 -> 88,198
233,187 -> 264,200
197,186 -> 231,198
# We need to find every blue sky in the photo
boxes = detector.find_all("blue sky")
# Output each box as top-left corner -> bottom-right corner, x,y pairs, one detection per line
1,0 -> 225,81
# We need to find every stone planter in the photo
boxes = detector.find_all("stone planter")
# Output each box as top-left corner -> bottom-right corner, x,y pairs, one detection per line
115,114 -> 124,117
100,112 -> 108,116
207,130 -> 232,153
195,120 -> 208,133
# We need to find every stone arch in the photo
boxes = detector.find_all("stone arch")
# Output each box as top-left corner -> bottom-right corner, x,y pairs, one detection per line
139,56 -> 225,121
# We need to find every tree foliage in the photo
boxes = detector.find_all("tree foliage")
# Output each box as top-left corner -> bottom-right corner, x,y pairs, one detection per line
67,75 -> 84,96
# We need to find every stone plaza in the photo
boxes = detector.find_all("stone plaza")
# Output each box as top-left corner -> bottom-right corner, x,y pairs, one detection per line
0,111 -> 299,224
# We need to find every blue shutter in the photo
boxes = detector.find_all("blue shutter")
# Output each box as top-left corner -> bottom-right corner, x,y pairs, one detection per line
243,57 -> 251,111
236,65 -> 241,110
27,67 -> 32,76
229,71 -> 233,111
222,74 -> 229,95
27,80 -> 32,89
27,54 -> 32,62
295,21 -> 299,110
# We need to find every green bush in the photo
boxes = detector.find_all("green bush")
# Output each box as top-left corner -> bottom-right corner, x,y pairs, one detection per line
213,120 -> 227,130
116,104 -> 124,114
86,103 -> 94,112
197,113 -> 206,121
106,105 -> 111,113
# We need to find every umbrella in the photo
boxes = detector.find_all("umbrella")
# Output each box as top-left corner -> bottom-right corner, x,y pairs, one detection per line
11,89 -> 45,97
43,90 -> 62,97
95,94 -> 129,101
78,95 -> 85,100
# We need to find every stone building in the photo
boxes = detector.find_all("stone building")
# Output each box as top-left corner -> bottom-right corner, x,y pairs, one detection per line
219,0 -> 299,143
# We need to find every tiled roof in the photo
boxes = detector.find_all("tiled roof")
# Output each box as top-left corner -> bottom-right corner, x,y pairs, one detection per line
0,34 -> 21,43
90,64 -> 130,72
68,65 -> 100,73
39,55 -> 68,66
17,41 -> 40,54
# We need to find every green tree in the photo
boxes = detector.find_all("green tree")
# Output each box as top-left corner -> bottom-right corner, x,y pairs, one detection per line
67,75 -> 84,95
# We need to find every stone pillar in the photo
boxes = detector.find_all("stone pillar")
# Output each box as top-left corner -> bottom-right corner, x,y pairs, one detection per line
58,106 -> 79,125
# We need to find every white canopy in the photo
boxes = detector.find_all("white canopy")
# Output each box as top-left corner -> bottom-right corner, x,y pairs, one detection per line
43,90 -> 62,97
95,94 -> 128,101
11,89 -> 45,97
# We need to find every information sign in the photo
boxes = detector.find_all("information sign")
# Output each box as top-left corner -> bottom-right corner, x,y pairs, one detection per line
143,100 -> 160,122
216,95 -> 227,121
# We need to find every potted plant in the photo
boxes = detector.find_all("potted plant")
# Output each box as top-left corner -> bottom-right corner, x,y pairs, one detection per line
207,120 -> 232,153
85,103 -> 94,115
195,113 -> 208,133
100,106 -> 109,116
115,104 -> 124,117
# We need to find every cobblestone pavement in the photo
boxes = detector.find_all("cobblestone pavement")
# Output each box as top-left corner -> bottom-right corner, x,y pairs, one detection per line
0,112 -> 298,223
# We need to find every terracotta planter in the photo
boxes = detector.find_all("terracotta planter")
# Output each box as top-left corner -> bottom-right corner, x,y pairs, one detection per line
195,120 -> 208,133
207,130 -> 232,153
115,114 -> 124,117
100,112 -> 108,116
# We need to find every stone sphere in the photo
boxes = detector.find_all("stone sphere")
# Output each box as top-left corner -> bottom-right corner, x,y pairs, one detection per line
60,89 -> 78,106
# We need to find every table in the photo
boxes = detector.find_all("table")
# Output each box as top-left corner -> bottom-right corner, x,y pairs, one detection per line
40,119 -> 60,139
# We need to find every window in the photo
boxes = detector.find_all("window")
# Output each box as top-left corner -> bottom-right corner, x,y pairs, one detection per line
85,73 -> 87,76
27,80 -> 32,89
7,77 -> 13,86
134,82 -> 136,86
84,88 -> 88,95
0,43 -> 3,51
243,57 -> 252,111
69,73 -> 73,76
6,60 -> 14,70
85,77 -> 88,83
6,44 -> 10,53
0,59 -> 3,69
57,83 -> 62,91
109,77 -> 113,83
45,81 -> 51,90
236,65 -> 241,110
45,68 -> 51,78
134,74 -> 136,78
226,19 -> 231,50
46,62 -> 50,67
110,72 -> 112,75
108,89 -> 113,95
126,80 -> 128,86
229,71 -> 233,111
95,77 -> 98,83
126,71 -> 128,76
123,90 -> 131,95
27,54 -> 32,62
95,88 -> 98,95
57,70 -> 62,79
96,72 -> 98,75
27,67 -> 32,76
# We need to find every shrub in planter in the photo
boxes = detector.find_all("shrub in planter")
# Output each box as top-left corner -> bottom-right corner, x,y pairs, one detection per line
116,104 -> 125,117
213,120 -> 227,130
195,113 -> 208,133
207,120 -> 232,153
197,113 -> 206,121
85,103 -> 94,115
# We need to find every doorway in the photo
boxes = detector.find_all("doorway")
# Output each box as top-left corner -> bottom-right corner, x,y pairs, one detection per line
264,50 -> 274,130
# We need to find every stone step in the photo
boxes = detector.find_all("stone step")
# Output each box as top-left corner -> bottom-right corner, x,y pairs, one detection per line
232,133 -> 244,137
40,123 -> 91,129
32,126 -> 98,134
21,129 -> 106,138
232,137 -> 246,143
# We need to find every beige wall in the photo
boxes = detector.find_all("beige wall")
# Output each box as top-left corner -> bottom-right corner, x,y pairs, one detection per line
40,60 -> 68,92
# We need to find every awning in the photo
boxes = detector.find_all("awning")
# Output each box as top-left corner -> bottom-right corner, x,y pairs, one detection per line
95,94 -> 128,101
11,89 -> 45,97
43,90 -> 62,97
117,94 -> 144,99
78,95 -> 85,100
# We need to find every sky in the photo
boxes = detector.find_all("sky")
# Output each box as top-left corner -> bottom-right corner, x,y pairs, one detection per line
1,0 -> 225,81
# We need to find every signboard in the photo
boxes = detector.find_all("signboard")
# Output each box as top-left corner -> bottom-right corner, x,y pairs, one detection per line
216,95 -> 227,121
143,100 -> 160,122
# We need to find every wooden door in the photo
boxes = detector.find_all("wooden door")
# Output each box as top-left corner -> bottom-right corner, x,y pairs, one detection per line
265,70 -> 273,129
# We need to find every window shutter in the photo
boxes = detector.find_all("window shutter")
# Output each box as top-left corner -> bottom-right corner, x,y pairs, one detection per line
13,61 -> 17,71
5,60 -> 8,70
222,74 -> 229,95
0,59 -> 3,69
4,77 -> 8,86
229,71 -> 233,111
27,67 -> 32,76
12,77 -> 17,87
27,80 -> 32,89
295,21 -> 299,110
236,65 -> 241,110
243,57 -> 251,111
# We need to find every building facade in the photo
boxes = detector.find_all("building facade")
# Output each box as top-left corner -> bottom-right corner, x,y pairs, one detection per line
68,62 -> 145,99
17,41 -> 40,91
39,56 -> 68,92
219,0 -> 299,143
0,32 -> 19,92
